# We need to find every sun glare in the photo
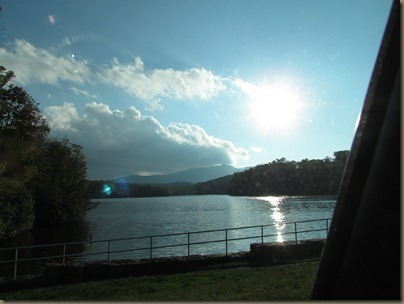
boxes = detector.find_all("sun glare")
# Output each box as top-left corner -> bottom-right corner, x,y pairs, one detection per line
248,82 -> 303,134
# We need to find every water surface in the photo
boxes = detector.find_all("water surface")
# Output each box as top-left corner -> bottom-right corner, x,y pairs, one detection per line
0,195 -> 335,276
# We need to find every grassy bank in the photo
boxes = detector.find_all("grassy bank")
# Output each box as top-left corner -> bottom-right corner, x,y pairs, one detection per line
0,260 -> 319,301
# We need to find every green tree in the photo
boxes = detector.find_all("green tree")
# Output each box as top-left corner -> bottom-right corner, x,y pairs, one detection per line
0,66 -> 49,239
0,67 -> 49,142
35,138 -> 91,224
228,151 -> 349,197
0,168 -> 35,239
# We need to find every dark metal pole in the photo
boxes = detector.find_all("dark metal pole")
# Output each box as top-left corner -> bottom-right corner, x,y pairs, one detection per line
13,248 -> 18,280
62,245 -> 66,264
261,226 -> 264,244
225,230 -> 228,255
107,241 -> 111,262
187,233 -> 190,256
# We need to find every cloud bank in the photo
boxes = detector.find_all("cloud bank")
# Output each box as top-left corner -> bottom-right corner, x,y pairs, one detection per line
100,57 -> 226,109
44,102 -> 249,179
1,39 -> 253,179
0,39 -> 227,110
0,40 -> 91,85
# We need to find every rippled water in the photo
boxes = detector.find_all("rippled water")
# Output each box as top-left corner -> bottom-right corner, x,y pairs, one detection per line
82,195 -> 335,260
86,195 -> 335,239
0,195 -> 336,276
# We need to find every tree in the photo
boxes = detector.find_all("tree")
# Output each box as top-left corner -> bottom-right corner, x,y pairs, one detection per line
0,66 -> 49,142
228,151 -> 350,197
0,177 -> 35,239
0,66 -> 50,239
35,138 -> 91,224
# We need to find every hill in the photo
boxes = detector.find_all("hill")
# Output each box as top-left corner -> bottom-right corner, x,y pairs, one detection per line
122,164 -> 246,184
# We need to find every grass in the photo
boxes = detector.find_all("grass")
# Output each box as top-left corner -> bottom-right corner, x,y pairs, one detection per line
0,260 -> 319,301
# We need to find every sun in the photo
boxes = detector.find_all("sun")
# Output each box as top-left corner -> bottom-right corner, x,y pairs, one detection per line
247,82 -> 303,134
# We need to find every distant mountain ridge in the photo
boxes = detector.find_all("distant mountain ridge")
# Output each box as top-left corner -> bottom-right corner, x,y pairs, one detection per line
120,164 -> 246,184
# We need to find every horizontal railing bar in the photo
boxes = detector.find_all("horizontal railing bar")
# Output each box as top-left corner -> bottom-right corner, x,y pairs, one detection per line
0,240 -> 92,252
83,246 -> 152,256
227,235 -> 262,242
185,239 -> 226,247
147,244 -> 188,251
295,228 -> 328,234
0,254 -> 66,264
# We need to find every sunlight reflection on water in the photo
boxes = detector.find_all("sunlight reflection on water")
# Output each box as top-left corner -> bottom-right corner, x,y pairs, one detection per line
253,196 -> 287,242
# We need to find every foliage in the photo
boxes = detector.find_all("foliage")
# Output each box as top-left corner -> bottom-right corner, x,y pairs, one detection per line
0,66 -> 49,142
0,66 -> 91,238
0,179 -> 35,239
194,175 -> 233,194
35,138 -> 91,224
228,151 -> 349,196
0,66 -> 49,238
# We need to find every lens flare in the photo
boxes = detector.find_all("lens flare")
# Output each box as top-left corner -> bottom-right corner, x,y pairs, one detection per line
102,184 -> 112,196
48,15 -> 55,24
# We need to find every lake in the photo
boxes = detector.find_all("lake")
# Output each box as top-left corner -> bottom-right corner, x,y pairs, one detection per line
86,194 -> 335,240
0,195 -> 336,272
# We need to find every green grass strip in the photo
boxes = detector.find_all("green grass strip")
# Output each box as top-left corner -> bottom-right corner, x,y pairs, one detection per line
0,260 -> 319,301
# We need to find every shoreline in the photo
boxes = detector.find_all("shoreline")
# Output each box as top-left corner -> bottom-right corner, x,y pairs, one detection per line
0,239 -> 325,292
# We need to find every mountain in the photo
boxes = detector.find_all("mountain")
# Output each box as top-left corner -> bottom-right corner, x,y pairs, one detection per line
121,164 -> 246,184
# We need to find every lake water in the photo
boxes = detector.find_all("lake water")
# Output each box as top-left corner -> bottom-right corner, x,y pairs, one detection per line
0,195 -> 335,276
87,195 -> 335,240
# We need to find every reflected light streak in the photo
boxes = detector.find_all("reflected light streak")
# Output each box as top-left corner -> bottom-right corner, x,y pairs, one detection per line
256,196 -> 286,242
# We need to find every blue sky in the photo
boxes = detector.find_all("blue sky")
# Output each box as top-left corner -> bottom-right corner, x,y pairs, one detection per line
0,0 -> 392,179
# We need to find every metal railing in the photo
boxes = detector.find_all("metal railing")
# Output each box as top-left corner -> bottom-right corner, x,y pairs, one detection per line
0,218 -> 331,279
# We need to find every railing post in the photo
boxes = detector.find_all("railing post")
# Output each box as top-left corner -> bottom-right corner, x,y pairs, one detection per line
225,229 -> 228,255
62,244 -> 66,264
294,222 -> 298,244
150,236 -> 153,259
187,233 -> 190,256
326,219 -> 329,236
13,248 -> 19,280
107,240 -> 111,262
261,226 -> 264,244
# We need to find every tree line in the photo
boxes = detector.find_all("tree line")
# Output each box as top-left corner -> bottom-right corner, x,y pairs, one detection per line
90,151 -> 349,199
227,151 -> 349,196
0,66 -> 92,240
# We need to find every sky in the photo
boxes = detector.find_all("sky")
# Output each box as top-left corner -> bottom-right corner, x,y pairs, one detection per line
0,0 -> 393,180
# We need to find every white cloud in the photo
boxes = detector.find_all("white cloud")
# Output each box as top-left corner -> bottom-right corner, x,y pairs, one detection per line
44,102 -> 249,179
70,87 -> 98,99
99,57 -> 227,108
0,40 -> 229,109
45,102 -> 80,131
232,78 -> 259,97
0,40 -> 91,85
62,37 -> 71,46
250,146 -> 263,153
